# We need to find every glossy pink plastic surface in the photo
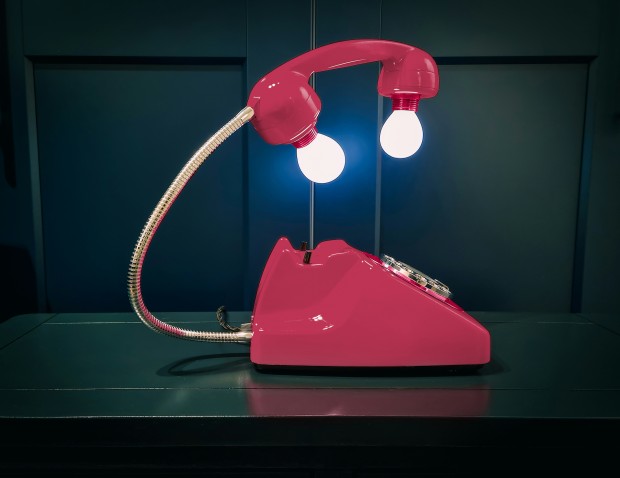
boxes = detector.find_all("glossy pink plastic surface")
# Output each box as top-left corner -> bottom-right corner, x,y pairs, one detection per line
247,39 -> 439,145
250,238 -> 490,367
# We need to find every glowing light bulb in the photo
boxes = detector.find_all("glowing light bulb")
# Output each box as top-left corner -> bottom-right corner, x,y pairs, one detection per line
380,110 -> 423,158
296,133 -> 345,183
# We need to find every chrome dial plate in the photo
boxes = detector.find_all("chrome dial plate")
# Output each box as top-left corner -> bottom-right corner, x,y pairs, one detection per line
380,254 -> 452,299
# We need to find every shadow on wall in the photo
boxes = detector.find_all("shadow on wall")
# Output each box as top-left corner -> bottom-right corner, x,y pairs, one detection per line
1,0 -> 15,187
0,245 -> 37,322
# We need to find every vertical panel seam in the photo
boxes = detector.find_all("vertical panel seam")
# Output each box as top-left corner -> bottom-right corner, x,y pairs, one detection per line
24,57 -> 47,312
374,0 -> 383,256
570,58 -> 596,313
309,0 -> 316,248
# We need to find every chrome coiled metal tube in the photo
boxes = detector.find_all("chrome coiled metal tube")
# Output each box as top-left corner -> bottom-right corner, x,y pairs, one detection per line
128,107 -> 255,343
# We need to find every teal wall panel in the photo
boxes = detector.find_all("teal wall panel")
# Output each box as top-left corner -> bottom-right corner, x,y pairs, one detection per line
35,63 -> 245,311
22,0 -> 246,57
580,0 -> 620,312
382,0 -> 599,57
381,63 -> 587,311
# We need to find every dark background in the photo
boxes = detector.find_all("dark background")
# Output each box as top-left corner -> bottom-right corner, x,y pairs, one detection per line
1,0 -> 618,322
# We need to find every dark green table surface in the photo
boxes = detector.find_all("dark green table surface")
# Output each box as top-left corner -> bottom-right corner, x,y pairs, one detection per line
1,311 -> 620,473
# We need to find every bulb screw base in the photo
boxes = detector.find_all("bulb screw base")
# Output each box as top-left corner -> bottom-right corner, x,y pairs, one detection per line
391,94 -> 420,112
292,127 -> 318,148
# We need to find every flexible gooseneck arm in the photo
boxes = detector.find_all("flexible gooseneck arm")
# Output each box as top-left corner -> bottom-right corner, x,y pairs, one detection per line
128,107 -> 254,343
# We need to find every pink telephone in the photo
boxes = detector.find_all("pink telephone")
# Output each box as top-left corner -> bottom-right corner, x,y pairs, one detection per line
128,39 -> 491,369
251,238 -> 490,369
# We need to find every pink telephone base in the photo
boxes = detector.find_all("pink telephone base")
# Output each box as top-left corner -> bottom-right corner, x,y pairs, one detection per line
250,238 -> 491,369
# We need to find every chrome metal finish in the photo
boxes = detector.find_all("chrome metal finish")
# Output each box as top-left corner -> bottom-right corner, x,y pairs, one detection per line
380,254 -> 452,299
128,107 -> 255,343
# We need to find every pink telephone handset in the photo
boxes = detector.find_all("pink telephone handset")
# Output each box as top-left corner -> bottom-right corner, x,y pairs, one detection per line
128,39 -> 491,369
